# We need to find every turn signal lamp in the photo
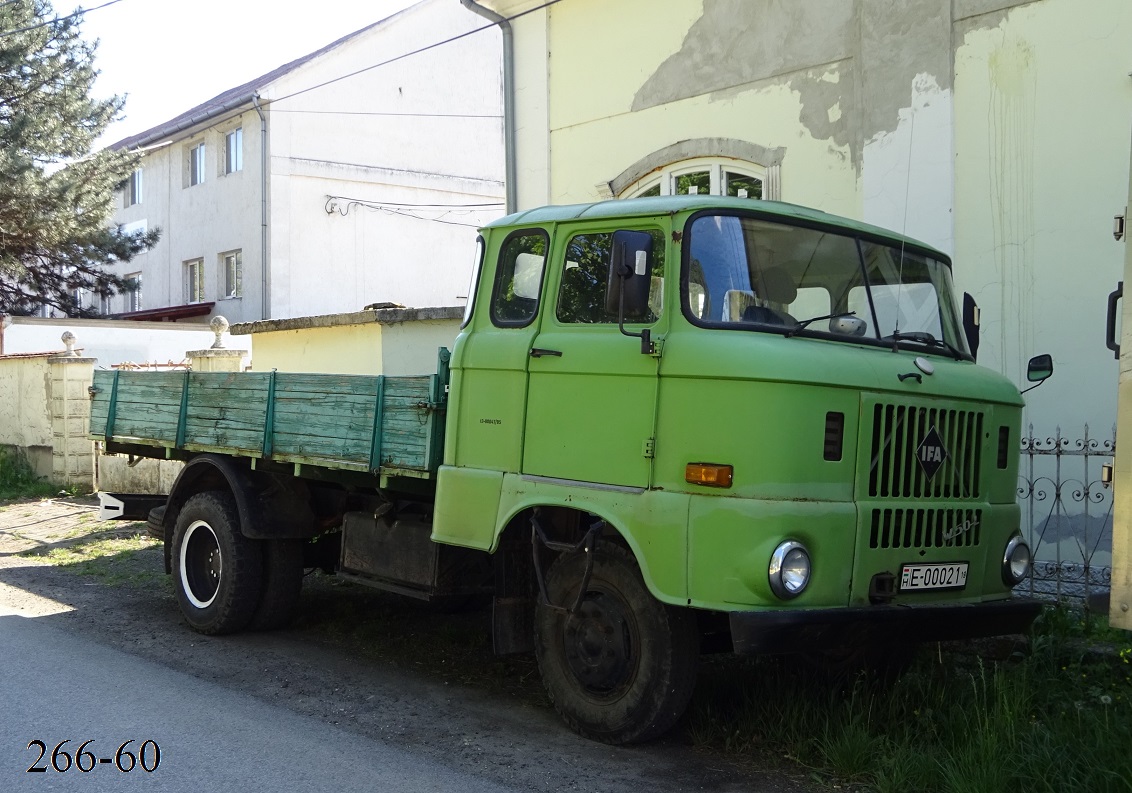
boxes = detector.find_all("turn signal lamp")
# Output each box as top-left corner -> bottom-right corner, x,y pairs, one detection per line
685,463 -> 733,488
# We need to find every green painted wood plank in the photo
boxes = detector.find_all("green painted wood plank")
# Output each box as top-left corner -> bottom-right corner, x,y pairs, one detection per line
269,452 -> 371,472
184,428 -> 265,451
271,433 -> 373,459
183,405 -> 271,424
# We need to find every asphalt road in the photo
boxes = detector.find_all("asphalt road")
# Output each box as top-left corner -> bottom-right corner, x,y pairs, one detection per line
0,603 -> 522,793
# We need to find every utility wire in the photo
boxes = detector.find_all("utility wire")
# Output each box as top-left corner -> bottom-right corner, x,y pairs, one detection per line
0,0 -> 125,38
268,0 -> 563,107
266,109 -> 502,119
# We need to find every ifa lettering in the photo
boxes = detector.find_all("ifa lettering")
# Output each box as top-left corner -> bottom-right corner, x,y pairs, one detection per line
916,426 -> 949,479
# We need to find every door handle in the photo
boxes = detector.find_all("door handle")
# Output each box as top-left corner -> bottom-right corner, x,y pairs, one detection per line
1107,281 -> 1122,360
529,347 -> 563,358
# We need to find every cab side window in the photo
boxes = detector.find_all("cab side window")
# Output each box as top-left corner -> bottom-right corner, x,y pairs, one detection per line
491,230 -> 548,327
556,229 -> 665,324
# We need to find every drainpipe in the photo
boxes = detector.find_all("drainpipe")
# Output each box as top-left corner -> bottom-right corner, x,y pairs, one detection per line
460,0 -> 516,214
252,93 -> 269,319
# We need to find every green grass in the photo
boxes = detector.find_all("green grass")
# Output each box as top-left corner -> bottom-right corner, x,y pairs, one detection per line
18,527 -> 163,586
687,606 -> 1132,793
0,447 -> 58,501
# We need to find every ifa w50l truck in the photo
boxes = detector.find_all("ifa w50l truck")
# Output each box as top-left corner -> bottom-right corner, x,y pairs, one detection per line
92,196 -> 1049,744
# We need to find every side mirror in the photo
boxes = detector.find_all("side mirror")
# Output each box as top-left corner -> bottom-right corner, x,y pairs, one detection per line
1027,354 -> 1053,383
1021,354 -> 1053,395
606,230 -> 653,319
962,293 -> 980,361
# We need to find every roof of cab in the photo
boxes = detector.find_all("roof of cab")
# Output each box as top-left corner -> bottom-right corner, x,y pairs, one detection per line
482,196 -> 948,260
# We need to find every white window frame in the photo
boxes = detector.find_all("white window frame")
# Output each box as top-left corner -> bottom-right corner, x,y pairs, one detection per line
221,250 -> 242,298
621,158 -> 768,200
99,291 -> 112,315
225,128 -> 243,174
185,258 -> 205,303
125,272 -> 142,312
189,143 -> 205,186
124,168 -> 143,207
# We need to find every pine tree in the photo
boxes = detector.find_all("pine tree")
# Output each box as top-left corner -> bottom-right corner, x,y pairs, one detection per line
0,0 -> 157,317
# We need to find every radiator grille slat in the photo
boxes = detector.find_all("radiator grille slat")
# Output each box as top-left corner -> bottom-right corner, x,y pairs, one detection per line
868,403 -> 984,499
869,508 -> 983,549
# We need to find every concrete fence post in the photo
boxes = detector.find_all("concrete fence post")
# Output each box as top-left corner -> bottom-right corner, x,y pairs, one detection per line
186,316 -> 247,372
47,332 -> 96,489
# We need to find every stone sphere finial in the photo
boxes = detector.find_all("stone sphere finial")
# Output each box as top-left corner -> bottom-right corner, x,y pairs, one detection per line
61,331 -> 77,356
210,316 -> 229,349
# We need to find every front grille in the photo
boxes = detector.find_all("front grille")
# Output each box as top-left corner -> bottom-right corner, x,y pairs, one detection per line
869,508 -> 982,549
867,404 -> 984,499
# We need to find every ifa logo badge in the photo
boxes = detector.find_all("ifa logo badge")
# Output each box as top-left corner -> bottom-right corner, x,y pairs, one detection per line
916,426 -> 949,479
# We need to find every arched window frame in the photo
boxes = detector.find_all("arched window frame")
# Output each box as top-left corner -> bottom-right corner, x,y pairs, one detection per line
599,138 -> 784,202
623,158 -> 769,200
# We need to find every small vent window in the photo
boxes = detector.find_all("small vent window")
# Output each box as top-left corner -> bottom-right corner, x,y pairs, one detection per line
997,426 -> 1011,470
824,412 -> 844,461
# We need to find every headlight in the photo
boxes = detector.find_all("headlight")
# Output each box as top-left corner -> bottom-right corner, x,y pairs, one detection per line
769,541 -> 811,599
1002,535 -> 1031,586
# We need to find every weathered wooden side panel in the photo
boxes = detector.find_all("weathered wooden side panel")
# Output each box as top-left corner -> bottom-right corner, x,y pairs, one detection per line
90,351 -> 451,479
183,373 -> 270,452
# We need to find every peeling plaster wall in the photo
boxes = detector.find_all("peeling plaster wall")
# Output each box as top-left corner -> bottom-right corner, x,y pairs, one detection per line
491,0 -> 1132,437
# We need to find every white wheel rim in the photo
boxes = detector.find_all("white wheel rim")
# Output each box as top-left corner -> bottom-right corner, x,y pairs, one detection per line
180,519 -> 221,609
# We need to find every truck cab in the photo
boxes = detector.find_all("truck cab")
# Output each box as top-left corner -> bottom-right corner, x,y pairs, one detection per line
435,196 -> 1041,740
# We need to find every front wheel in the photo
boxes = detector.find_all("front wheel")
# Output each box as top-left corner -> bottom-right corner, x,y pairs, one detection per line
534,543 -> 698,744
172,491 -> 263,635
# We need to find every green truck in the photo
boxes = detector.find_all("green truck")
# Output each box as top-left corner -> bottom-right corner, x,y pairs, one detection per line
92,195 -> 1049,744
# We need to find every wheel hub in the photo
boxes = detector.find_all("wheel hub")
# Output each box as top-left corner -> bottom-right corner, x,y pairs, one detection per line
562,594 -> 633,695
181,521 -> 222,609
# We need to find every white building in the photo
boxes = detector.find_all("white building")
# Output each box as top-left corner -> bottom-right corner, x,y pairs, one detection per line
105,0 -> 504,325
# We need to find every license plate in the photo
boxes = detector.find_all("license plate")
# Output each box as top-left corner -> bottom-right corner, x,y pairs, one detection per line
900,562 -> 968,591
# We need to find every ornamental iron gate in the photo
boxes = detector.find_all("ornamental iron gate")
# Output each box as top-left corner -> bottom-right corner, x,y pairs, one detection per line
1018,425 -> 1114,609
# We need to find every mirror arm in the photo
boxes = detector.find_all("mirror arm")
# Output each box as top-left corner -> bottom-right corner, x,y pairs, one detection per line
1020,378 -> 1048,395
616,279 -> 655,354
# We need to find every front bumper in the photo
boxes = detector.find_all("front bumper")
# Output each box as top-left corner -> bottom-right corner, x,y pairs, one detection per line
729,597 -> 1043,654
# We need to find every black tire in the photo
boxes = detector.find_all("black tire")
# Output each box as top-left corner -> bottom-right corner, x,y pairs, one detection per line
534,543 -> 698,744
171,491 -> 263,635
248,539 -> 305,631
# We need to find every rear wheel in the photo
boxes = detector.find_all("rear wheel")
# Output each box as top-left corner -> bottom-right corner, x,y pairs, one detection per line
172,492 -> 263,635
534,543 -> 698,744
249,539 -> 305,631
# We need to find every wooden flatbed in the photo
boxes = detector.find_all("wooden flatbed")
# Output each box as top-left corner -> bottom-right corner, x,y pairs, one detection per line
89,349 -> 450,483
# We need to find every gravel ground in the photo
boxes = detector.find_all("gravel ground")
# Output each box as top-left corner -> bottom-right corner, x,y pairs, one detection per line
0,497 -> 821,793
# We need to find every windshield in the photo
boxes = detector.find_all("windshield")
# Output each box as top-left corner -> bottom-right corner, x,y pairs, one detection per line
683,214 -> 969,356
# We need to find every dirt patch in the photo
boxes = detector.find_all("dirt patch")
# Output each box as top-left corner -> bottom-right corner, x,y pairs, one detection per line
0,497 -> 820,792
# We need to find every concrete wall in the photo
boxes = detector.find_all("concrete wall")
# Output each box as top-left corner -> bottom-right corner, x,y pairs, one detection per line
1,316 -> 251,366
109,0 -> 504,325
109,107 -> 265,324
0,354 -> 54,477
234,307 -> 460,376
483,0 -> 1132,437
952,0 -> 1132,431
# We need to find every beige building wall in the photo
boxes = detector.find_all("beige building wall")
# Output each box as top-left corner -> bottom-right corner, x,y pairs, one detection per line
953,0 -> 1132,432
233,307 -> 460,376
0,354 -> 54,477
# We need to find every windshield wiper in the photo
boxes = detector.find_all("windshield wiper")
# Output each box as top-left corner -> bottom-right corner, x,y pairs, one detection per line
784,311 -> 857,338
884,330 -> 964,361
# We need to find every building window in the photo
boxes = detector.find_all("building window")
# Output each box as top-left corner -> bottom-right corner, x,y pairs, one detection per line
125,272 -> 142,312
222,250 -> 242,297
621,159 -> 766,200
124,168 -> 143,207
225,128 -> 243,174
99,291 -> 112,315
188,143 -> 205,186
185,258 -> 204,303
